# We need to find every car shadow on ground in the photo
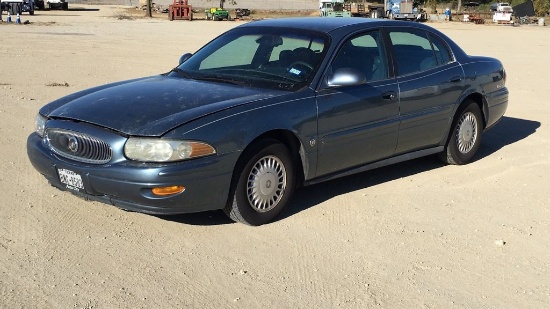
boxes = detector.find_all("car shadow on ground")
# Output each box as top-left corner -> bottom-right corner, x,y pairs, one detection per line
476,116 -> 540,158
157,210 -> 232,226
161,116 -> 540,226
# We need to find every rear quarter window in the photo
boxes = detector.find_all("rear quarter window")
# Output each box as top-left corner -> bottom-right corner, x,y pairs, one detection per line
428,33 -> 453,65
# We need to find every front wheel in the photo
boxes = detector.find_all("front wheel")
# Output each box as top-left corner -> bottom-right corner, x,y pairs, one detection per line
439,101 -> 483,165
225,140 -> 296,226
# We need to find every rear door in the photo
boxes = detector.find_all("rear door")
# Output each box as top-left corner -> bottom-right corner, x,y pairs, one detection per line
387,28 -> 465,154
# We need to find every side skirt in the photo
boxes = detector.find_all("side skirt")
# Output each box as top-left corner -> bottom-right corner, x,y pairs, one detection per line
304,146 -> 444,186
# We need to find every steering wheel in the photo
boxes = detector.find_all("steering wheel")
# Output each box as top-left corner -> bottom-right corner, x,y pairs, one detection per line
287,61 -> 313,76
289,61 -> 313,70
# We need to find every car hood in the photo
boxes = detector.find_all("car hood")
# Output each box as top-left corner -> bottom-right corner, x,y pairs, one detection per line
43,75 -> 287,136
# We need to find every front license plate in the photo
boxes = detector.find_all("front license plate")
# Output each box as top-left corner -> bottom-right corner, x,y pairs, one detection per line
58,168 -> 84,192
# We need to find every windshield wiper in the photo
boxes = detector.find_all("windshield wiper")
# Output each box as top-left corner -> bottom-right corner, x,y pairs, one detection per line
170,69 -> 247,86
192,75 -> 250,87
170,67 -> 191,79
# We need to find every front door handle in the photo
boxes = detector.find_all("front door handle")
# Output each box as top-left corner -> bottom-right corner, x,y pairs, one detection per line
382,91 -> 397,101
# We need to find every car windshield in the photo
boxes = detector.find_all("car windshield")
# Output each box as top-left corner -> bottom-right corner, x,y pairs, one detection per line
173,26 -> 329,91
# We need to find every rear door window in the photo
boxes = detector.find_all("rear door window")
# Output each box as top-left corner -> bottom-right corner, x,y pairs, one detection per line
388,29 -> 453,76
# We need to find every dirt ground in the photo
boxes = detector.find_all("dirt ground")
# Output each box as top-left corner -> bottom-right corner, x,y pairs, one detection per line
1,5 -> 549,308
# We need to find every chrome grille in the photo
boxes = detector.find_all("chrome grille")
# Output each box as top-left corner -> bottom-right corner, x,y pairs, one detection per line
46,129 -> 112,164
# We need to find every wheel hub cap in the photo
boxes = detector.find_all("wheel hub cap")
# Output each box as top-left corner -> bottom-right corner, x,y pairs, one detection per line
247,156 -> 286,213
456,112 -> 478,154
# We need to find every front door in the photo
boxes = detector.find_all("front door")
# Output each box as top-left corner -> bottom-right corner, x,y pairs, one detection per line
315,30 -> 400,177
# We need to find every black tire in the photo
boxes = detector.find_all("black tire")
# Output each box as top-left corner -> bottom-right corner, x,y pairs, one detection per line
62,2 -> 68,10
377,8 -> 384,18
371,9 -> 378,18
224,140 -> 296,226
439,101 -> 483,165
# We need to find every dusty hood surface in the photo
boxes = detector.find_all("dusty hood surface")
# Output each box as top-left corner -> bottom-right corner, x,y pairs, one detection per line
43,75 -> 287,136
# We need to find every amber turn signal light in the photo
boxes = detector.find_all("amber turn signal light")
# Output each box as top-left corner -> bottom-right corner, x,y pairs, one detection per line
152,186 -> 185,196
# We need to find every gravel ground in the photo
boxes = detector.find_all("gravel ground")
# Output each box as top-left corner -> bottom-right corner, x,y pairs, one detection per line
1,6 -> 549,308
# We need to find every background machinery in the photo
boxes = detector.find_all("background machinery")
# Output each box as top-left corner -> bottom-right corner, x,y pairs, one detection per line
319,0 -> 352,17
168,0 -> 192,20
342,0 -> 420,21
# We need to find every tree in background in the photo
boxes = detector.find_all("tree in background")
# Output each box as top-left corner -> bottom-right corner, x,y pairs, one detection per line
218,0 -> 237,9
534,0 -> 550,15
424,0 -> 439,13
146,0 -> 152,17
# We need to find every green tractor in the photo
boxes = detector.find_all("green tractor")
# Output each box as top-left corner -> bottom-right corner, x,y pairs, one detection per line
205,7 -> 230,20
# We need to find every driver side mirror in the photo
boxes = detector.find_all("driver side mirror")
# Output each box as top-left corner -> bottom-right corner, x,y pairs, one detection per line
327,68 -> 367,87
179,53 -> 193,65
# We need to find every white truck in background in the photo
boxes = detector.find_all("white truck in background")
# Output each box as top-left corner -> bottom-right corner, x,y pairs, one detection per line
385,0 -> 418,20
491,2 -> 513,23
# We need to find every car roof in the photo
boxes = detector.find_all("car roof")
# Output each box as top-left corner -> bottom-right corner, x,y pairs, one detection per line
238,17 -> 468,60
239,17 -> 424,33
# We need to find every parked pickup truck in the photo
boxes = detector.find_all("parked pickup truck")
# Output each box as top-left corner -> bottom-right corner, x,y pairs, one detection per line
47,0 -> 67,10
490,2 -> 513,13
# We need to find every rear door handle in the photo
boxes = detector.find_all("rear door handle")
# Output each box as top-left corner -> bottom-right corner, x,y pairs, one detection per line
382,91 -> 397,101
450,76 -> 463,83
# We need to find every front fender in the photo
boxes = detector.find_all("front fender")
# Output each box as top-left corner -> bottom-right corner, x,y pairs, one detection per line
163,89 -> 319,180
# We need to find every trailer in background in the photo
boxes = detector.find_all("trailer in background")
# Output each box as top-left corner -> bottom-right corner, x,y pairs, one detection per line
342,0 -> 421,21
1,0 -> 40,15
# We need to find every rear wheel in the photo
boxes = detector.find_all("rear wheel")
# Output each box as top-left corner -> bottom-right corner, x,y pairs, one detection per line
224,140 -> 296,226
439,101 -> 483,165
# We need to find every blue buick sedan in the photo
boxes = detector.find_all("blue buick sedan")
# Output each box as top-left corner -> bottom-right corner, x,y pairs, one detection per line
27,18 -> 508,225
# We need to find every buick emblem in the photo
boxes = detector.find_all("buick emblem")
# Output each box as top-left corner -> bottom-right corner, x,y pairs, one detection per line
67,136 -> 79,153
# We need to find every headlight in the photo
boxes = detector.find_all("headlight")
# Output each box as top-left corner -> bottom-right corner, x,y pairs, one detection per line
35,114 -> 47,137
124,138 -> 216,162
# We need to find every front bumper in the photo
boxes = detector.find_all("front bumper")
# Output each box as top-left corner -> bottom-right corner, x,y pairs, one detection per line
27,133 -> 236,215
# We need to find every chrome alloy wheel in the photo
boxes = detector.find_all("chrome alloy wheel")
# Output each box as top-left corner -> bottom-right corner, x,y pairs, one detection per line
246,155 -> 287,213
455,112 -> 478,154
